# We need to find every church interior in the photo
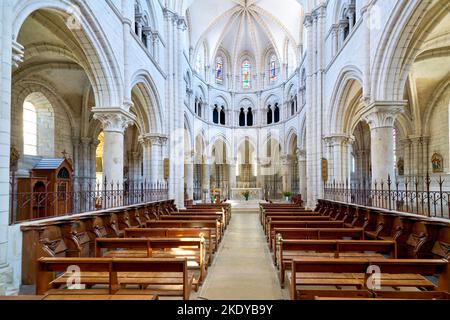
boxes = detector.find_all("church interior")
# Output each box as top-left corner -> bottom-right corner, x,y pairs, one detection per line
0,0 -> 449,301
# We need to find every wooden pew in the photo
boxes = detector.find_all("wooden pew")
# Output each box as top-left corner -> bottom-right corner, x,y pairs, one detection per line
160,215 -> 224,234
271,228 -> 365,262
146,220 -> 221,247
124,228 -> 214,264
267,221 -> 346,247
277,240 -> 397,287
175,210 -> 228,227
289,258 -> 450,300
261,211 -> 320,226
185,204 -> 231,223
264,216 -> 331,234
95,237 -> 206,287
37,257 -> 193,300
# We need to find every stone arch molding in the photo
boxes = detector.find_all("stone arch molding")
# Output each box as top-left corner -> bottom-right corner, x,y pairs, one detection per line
12,78 -> 77,135
13,0 -> 123,108
130,70 -> 164,134
328,65 -> 364,134
208,134 -> 232,163
371,0 -> 450,101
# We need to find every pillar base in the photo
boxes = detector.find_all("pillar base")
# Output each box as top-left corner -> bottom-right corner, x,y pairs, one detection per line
0,264 -> 18,296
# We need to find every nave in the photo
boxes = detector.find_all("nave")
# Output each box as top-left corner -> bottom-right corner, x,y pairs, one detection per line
3,198 -> 449,301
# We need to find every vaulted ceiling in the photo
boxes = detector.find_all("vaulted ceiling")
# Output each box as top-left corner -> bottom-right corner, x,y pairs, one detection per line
186,0 -> 304,67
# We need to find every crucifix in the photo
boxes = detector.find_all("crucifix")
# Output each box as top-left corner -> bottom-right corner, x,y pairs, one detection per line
61,150 -> 69,158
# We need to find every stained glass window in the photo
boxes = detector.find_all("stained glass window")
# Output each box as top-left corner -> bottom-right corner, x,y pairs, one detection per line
242,60 -> 251,89
270,55 -> 277,82
215,57 -> 223,84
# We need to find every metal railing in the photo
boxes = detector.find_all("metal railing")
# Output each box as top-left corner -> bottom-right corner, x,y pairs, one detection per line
324,174 -> 450,219
9,176 -> 169,224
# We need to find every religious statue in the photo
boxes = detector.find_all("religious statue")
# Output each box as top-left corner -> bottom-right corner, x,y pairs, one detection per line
397,157 -> 404,176
431,153 -> 443,173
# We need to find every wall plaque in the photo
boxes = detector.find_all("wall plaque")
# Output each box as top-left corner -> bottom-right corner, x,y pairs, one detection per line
164,158 -> 169,179
321,158 -> 328,182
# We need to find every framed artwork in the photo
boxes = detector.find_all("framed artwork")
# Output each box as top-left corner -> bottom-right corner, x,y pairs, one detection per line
431,153 -> 443,173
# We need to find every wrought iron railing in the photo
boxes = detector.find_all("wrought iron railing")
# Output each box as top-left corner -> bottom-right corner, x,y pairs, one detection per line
9,176 -> 169,224
324,174 -> 450,219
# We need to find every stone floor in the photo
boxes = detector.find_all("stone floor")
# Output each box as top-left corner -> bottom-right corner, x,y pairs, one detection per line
194,205 -> 289,300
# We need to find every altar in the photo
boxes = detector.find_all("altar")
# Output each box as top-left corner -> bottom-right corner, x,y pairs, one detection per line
230,188 -> 264,201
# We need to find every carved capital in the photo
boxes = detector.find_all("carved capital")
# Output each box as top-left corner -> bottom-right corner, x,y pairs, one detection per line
295,148 -> 306,161
362,101 -> 406,130
92,108 -> 136,133
139,133 -> 168,147
323,134 -> 353,147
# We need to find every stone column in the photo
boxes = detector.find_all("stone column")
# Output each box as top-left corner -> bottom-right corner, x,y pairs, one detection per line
150,135 -> 167,183
281,155 -> 292,192
363,102 -> 405,185
203,156 -> 211,202
93,108 -> 135,185
339,20 -> 348,46
400,138 -> 411,177
81,138 -> 91,183
139,136 -> 151,182
297,149 -> 307,200
186,151 -> 194,199
0,0 -> 18,295
325,134 -> 352,183
229,157 -> 237,189
90,139 -> 100,187
331,25 -> 338,56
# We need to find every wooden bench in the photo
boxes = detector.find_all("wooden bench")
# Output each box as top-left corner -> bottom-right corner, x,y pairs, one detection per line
146,220 -> 222,244
261,211 -> 320,226
289,258 -> 450,300
263,215 -> 330,233
267,221 -> 345,244
37,257 -> 193,300
124,228 -> 214,264
175,210 -> 228,226
94,237 -> 206,288
277,240 -> 397,287
186,204 -> 231,223
271,228 -> 365,261
160,215 -> 224,234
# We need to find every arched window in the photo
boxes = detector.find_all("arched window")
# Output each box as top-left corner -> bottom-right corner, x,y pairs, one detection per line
213,105 -> 219,124
291,99 -> 295,116
198,99 -> 202,117
269,55 -> 277,83
247,108 -> 253,126
274,104 -> 280,123
215,56 -> 223,84
194,98 -> 198,114
239,108 -> 246,127
220,107 -> 226,125
23,93 -> 54,157
242,60 -> 251,89
23,101 -> 37,155
267,106 -> 273,125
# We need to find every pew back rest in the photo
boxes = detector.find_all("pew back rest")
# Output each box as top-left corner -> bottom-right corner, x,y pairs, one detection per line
36,257 -> 189,298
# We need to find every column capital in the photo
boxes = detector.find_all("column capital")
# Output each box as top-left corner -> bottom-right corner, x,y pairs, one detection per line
80,137 -> 92,145
408,135 -> 430,144
92,108 -> 136,133
323,133 -> 353,146
362,101 -> 407,130
139,133 -> 168,146
295,148 -> 306,161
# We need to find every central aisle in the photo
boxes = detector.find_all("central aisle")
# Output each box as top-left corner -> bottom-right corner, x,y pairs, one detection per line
197,205 -> 285,300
